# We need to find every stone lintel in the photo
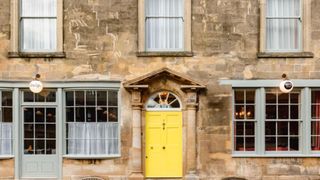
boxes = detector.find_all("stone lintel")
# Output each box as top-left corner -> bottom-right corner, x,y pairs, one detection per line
136,51 -> 194,57
8,51 -> 66,58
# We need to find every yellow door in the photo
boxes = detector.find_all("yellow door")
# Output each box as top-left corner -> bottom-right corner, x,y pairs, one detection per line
145,111 -> 182,178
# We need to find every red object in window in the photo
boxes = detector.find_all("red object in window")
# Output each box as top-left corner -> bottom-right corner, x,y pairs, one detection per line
266,147 -> 289,151
313,91 -> 320,150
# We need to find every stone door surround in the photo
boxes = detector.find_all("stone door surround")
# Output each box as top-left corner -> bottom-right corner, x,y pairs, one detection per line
124,67 -> 206,179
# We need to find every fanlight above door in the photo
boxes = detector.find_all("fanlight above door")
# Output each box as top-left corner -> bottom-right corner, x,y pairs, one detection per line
146,91 -> 181,110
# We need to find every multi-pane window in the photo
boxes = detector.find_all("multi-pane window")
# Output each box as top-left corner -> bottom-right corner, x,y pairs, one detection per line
233,90 -> 255,152
311,90 -> 320,151
65,90 -> 119,156
145,0 -> 183,51
266,0 -> 302,52
20,0 -> 57,52
0,91 -> 13,155
265,90 -> 300,152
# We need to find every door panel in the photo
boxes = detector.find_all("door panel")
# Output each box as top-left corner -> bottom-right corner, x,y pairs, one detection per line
145,111 -> 182,178
21,107 -> 58,178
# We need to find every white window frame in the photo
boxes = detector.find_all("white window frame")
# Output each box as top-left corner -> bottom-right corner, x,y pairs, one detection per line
138,0 -> 191,53
220,79 -> 320,157
259,0 -> 311,53
9,0 -> 63,54
62,88 -> 121,159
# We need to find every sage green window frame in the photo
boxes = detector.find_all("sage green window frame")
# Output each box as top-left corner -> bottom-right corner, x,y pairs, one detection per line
62,88 -> 121,159
220,80 -> 320,157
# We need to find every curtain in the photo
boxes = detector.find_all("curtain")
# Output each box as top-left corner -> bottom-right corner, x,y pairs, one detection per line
21,0 -> 57,51
67,122 -> 119,155
0,123 -> 13,155
146,0 -> 183,51
266,0 -> 301,51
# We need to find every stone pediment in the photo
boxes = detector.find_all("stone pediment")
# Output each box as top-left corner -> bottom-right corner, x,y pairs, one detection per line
123,67 -> 206,90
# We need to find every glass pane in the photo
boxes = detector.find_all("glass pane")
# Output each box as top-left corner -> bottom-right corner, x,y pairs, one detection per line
24,91 -> 34,102
97,91 -> 107,106
245,137 -> 255,151
290,137 -> 299,151
266,105 -> 276,119
278,121 -> 288,135
290,93 -> 299,103
265,121 -> 276,135
2,91 -> 12,106
66,108 -> 74,122
278,93 -> 289,104
235,105 -> 245,119
75,107 -> 85,122
2,108 -> 12,122
246,91 -> 255,104
235,137 -> 244,151
245,122 -> 255,135
35,93 -> 45,102
108,91 -> 118,106
35,140 -> 45,154
46,124 -> 55,138
266,93 -> 276,103
86,91 -> 96,106
46,108 -> 55,123
35,124 -> 44,138
86,107 -> 96,122
46,140 -> 56,154
235,122 -> 244,136
312,121 -> 320,136
246,105 -> 255,119
290,121 -> 299,135
312,91 -> 320,104
311,136 -> 320,150
35,108 -> 45,122
45,90 -> 56,102
234,90 -> 244,104
278,137 -> 289,151
312,105 -> 320,119
290,105 -> 299,119
21,19 -> 57,51
24,140 -> 34,154
21,0 -> 57,17
75,91 -> 84,106
97,107 -> 108,122
278,105 -> 289,119
265,137 -> 276,151
108,107 -> 118,122
24,108 -> 34,122
66,91 -> 74,106
24,124 -> 34,139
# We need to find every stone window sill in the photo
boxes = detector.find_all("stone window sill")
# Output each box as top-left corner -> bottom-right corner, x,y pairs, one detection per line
8,52 -> 66,58
257,52 -> 314,58
136,51 -> 193,57
63,155 -> 121,159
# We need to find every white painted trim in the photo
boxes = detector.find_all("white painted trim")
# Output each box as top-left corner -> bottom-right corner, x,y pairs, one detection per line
63,155 -> 121,159
219,79 -> 320,88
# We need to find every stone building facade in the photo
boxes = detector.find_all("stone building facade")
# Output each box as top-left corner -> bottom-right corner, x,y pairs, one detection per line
0,0 -> 320,179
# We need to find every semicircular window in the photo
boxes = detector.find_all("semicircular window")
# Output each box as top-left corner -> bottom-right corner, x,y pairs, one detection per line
146,91 -> 181,110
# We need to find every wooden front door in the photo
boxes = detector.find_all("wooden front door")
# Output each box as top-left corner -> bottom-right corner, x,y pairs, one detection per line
145,111 -> 182,178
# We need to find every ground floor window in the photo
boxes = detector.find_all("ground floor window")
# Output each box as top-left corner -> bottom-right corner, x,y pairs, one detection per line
232,87 -> 320,156
65,90 -> 120,156
0,91 -> 13,155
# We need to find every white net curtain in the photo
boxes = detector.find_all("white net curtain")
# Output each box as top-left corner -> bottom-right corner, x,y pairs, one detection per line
21,0 -> 57,51
146,0 -> 184,51
266,0 -> 301,51
0,123 -> 13,155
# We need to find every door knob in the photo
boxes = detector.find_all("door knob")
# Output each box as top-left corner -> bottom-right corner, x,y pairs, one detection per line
163,146 -> 166,149
146,156 -> 148,158
150,146 -> 153,149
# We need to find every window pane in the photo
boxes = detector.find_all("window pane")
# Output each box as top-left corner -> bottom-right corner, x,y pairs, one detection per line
312,105 -> 320,119
108,91 -> 118,106
35,124 -> 45,138
266,93 -> 276,103
35,108 -> 45,122
290,121 -> 299,135
24,124 -> 34,139
75,91 -> 84,106
46,140 -> 56,154
266,105 -> 276,119
75,107 -> 85,122
24,140 -> 34,154
97,91 -> 107,106
108,107 -> 118,122
235,137 -> 244,151
312,91 -> 320,104
86,107 -> 96,122
290,93 -> 299,103
278,93 -> 289,104
290,137 -> 299,151
245,122 -> 255,135
246,91 -> 255,104
66,92 -> 74,106
21,0 -> 57,17
2,108 -> 12,122
2,92 -> 12,106
245,137 -> 255,151
235,122 -> 244,136
66,108 -> 74,122
290,105 -> 299,119
46,108 -> 55,123
265,121 -> 276,135
311,121 -> 320,136
246,105 -> 255,119
24,91 -> 34,102
35,93 -> 45,102
278,121 -> 288,135
21,19 -> 57,51
235,105 -> 245,119
46,124 -> 55,139
311,136 -> 320,150
86,91 -> 96,106
45,91 -> 56,102
278,137 -> 289,151
265,137 -> 276,151
24,108 -> 34,122
35,140 -> 45,154
278,105 -> 289,119
97,107 -> 108,122
234,91 -> 244,104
